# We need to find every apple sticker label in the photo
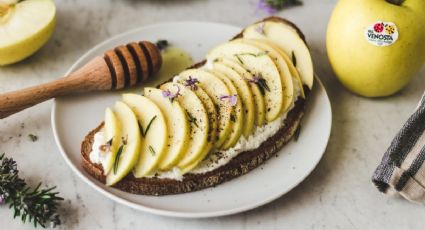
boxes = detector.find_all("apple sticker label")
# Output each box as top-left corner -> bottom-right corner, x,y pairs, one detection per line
365,21 -> 399,47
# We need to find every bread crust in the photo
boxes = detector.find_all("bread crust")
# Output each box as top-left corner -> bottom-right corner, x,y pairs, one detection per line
81,16 -> 312,196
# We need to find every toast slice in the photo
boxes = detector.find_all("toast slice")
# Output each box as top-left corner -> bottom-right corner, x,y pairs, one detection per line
81,17 -> 313,196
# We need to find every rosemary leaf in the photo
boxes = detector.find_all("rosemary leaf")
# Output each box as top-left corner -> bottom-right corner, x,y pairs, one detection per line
291,51 -> 297,67
149,145 -> 156,156
113,145 -> 124,174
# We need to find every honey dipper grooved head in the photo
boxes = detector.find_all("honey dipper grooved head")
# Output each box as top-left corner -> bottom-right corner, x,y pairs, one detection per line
103,41 -> 162,90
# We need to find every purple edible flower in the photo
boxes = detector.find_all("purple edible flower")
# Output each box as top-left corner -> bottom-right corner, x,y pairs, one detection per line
255,23 -> 266,35
184,76 -> 200,90
247,75 -> 261,84
0,195 -> 4,205
257,0 -> 278,15
220,95 -> 238,106
162,85 -> 181,102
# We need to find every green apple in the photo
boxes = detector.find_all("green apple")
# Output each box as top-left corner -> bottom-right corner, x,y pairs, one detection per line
144,87 -> 189,170
160,83 -> 211,168
327,0 -> 425,97
122,94 -> 168,178
209,69 -> 244,149
178,69 -> 233,149
102,108 -> 122,175
106,101 -> 141,186
219,58 -> 266,127
243,20 -> 314,89
0,0 -> 56,65
210,61 -> 255,136
207,40 -> 284,122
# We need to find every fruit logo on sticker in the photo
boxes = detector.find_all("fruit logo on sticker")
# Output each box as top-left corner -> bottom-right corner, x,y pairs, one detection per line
374,23 -> 384,33
365,21 -> 399,47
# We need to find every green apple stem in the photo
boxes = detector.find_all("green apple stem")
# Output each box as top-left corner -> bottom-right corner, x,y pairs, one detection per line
385,0 -> 405,5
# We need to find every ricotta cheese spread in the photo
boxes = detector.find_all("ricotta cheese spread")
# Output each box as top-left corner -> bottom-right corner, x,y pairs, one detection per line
89,131 -> 109,169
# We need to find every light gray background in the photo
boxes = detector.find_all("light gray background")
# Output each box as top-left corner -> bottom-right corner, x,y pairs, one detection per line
1,0 -> 424,229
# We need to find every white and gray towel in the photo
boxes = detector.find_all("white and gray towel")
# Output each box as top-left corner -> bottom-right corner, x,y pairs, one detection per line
373,94 -> 425,203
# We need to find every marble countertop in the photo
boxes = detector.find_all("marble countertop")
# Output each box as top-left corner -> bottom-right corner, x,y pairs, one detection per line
1,0 -> 425,229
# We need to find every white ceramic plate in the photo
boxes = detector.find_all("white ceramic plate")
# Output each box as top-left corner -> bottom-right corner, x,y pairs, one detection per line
52,21 -> 332,218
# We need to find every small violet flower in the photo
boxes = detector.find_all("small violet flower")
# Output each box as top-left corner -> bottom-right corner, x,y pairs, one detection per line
220,95 -> 238,106
0,195 -> 5,205
255,22 -> 266,35
162,85 -> 181,101
247,75 -> 261,84
184,76 -> 200,90
257,0 -> 278,15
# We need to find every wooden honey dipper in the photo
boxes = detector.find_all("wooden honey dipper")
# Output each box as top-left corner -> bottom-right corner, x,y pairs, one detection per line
0,41 -> 162,119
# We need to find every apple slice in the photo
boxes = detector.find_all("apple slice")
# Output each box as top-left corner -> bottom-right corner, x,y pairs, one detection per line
122,94 -> 168,177
101,108 -> 122,175
144,87 -> 190,170
181,82 -> 218,146
178,69 -> 233,148
208,70 -> 244,149
106,101 -> 141,186
207,40 -> 284,122
239,39 -> 294,113
243,21 -> 314,89
160,82 -> 212,167
210,61 -> 255,137
259,40 -> 305,98
219,58 -> 266,127
0,0 -> 56,65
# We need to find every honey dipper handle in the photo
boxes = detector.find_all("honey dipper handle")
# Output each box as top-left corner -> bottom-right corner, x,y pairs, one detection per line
0,56 -> 112,119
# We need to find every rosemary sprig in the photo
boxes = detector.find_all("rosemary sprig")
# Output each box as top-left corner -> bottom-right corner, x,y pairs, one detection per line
0,153 -> 63,228
291,51 -> 297,67
113,145 -> 125,174
186,111 -> 199,128
148,146 -> 156,156
139,115 -> 157,137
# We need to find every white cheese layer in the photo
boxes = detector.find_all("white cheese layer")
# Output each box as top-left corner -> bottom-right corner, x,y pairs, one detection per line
89,131 -> 109,169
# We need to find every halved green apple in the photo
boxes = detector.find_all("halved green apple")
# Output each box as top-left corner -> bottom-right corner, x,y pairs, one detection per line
243,21 -> 314,89
106,101 -> 141,186
0,0 -> 56,65
210,61 -> 255,137
144,87 -> 189,170
178,69 -> 233,148
160,82 -> 211,168
209,70 -> 244,149
122,94 -> 168,177
240,39 -> 294,113
102,108 -> 122,175
219,58 -> 266,127
207,40 -> 284,122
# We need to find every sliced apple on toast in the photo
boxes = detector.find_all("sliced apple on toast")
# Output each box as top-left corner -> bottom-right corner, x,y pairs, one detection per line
122,94 -> 168,177
258,40 -> 305,98
209,61 -> 255,137
218,58 -> 266,127
243,20 -> 314,89
178,69 -> 233,149
209,70 -> 244,149
144,87 -> 189,170
160,82 -> 212,168
181,84 -> 218,147
239,39 -> 294,113
101,108 -> 122,175
207,40 -> 284,122
106,101 -> 141,186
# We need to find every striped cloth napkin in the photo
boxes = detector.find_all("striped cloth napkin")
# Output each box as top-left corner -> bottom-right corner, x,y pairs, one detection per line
373,94 -> 425,203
